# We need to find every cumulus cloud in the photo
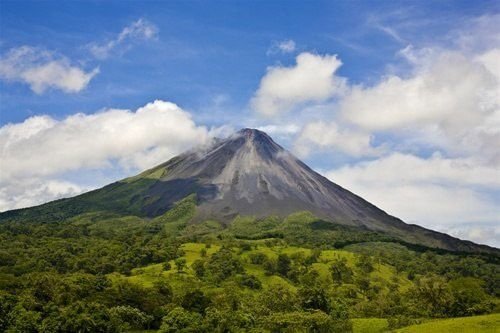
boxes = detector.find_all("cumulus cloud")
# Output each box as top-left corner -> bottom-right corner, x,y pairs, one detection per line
342,49 -> 497,129
325,153 -> 500,244
447,224 -> 500,248
293,121 -> 380,157
251,52 -> 346,116
0,178 -> 85,212
340,45 -> 500,164
0,100 -> 209,184
270,16 -> 500,246
89,18 -> 158,59
0,46 -> 99,94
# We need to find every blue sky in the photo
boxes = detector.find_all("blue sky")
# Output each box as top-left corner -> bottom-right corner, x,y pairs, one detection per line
1,1 -> 499,246
3,0 -> 497,124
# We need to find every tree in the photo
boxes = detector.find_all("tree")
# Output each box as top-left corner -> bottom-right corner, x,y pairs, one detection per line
260,284 -> 299,313
298,285 -> 331,313
191,259 -> 205,278
204,307 -> 255,332
448,278 -> 494,316
356,254 -> 374,274
277,254 -> 292,277
330,258 -> 353,284
175,258 -> 187,273
329,297 -> 353,332
239,274 -> 262,290
109,305 -> 152,331
262,310 -> 339,333
206,248 -> 243,282
5,305 -> 41,333
158,307 -> 203,333
153,280 -> 173,302
305,249 -> 322,265
409,275 -> 453,317
181,290 -> 211,315
249,252 -> 267,264
0,292 -> 16,331
263,258 -> 277,276
58,302 -> 117,333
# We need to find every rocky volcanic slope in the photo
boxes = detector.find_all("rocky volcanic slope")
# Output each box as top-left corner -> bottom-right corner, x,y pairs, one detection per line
1,128 -> 497,254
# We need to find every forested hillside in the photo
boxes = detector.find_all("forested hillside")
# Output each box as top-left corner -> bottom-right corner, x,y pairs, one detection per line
0,196 -> 498,332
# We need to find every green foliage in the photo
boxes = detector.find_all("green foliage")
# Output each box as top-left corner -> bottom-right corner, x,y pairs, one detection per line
181,289 -> 211,315
448,278 -> 494,316
330,257 -> 353,284
158,307 -> 203,333
175,258 -> 187,273
249,252 -> 267,264
0,203 -> 498,332
239,274 -> 262,290
205,248 -> 243,283
260,284 -> 299,313
262,310 -> 346,333
298,285 -> 331,313
109,305 -> 152,331
192,259 -> 206,278
277,253 -> 292,277
356,254 -> 374,273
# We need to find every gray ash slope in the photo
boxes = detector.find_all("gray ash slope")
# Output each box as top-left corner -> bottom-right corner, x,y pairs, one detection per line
123,128 -> 495,253
1,128 -> 497,254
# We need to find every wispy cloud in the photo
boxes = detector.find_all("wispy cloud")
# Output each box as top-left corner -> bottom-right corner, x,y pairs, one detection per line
0,46 -> 99,94
267,39 -> 296,55
375,24 -> 405,43
89,18 -> 158,59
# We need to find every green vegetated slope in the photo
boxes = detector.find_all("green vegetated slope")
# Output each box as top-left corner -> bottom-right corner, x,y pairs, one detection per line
0,197 -> 499,332
395,313 -> 500,333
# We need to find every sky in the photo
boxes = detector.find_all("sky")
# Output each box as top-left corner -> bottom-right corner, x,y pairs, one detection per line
0,0 -> 499,247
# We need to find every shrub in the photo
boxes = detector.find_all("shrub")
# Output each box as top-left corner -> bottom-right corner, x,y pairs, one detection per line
239,274 -> 262,290
249,252 -> 267,264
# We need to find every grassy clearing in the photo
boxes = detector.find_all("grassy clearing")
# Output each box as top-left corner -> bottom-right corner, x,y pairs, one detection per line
352,318 -> 388,333
110,241 -> 412,297
396,313 -> 500,333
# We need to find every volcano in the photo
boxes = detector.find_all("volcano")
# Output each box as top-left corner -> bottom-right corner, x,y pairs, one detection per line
1,128 -> 497,254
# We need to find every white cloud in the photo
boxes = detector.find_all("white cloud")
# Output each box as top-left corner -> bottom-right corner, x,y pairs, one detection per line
0,46 -> 99,94
251,52 -> 346,116
293,121 -> 380,157
89,18 -> 158,59
257,124 -> 300,136
325,154 -> 500,239
0,178 -> 86,212
246,16 -> 500,247
339,44 -> 500,165
446,224 -> 500,248
267,39 -> 297,54
329,153 -> 500,189
341,50 -> 497,131
0,100 -> 209,184
277,39 -> 296,53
